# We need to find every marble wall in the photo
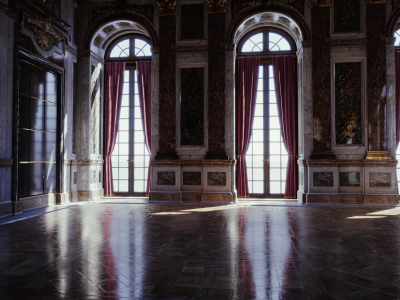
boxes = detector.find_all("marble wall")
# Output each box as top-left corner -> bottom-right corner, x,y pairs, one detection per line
312,6 -> 331,152
0,13 -> 14,204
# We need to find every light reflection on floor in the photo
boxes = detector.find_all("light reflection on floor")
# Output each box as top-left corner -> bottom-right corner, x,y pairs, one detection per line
1,204 -> 400,299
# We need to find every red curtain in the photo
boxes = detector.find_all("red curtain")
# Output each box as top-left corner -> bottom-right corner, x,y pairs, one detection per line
237,57 -> 260,198
137,61 -> 152,196
104,62 -> 125,196
396,52 -> 400,148
273,55 -> 297,199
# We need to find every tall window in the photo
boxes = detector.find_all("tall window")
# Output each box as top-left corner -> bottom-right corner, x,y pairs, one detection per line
238,29 -> 295,197
107,36 -> 152,195
18,60 -> 59,197
394,29 -> 400,190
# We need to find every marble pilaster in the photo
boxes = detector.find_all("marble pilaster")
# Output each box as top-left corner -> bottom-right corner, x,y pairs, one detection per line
0,13 -> 13,203
386,39 -> 396,159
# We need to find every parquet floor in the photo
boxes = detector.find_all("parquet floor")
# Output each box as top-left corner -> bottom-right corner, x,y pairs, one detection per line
1,203 -> 400,299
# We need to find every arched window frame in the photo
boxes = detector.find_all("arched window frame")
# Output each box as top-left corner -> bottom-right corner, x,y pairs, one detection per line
237,28 -> 296,57
105,34 -> 152,62
235,27 -> 297,197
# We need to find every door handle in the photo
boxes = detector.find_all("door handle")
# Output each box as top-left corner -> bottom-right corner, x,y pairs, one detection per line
263,159 -> 269,164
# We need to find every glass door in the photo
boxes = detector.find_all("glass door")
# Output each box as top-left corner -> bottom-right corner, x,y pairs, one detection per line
246,64 -> 288,197
111,68 -> 150,195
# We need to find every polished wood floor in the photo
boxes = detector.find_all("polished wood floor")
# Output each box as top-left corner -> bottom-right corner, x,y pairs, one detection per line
1,203 -> 400,299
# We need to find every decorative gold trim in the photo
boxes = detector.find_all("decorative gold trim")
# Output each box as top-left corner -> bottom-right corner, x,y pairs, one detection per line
207,0 -> 227,13
20,128 -> 56,134
20,92 -> 57,105
364,151 -> 393,160
284,196 -> 297,199
366,0 -> 385,3
158,0 -> 177,16
238,195 -> 250,198
311,0 -> 330,7
26,16 -> 66,54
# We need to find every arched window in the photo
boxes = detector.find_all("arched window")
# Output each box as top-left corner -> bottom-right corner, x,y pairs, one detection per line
395,28 -> 400,47
237,29 -> 295,198
239,29 -> 294,55
107,35 -> 152,195
108,37 -> 152,59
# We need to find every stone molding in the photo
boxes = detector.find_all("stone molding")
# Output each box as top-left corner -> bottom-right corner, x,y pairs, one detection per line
299,159 -> 398,168
152,159 -> 236,167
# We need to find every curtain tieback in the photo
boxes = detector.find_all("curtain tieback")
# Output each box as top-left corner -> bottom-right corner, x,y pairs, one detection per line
238,155 -> 246,157
289,155 -> 298,158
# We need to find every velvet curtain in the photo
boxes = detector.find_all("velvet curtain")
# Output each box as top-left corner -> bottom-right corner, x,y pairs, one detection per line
273,55 -> 297,199
104,62 -> 125,196
237,57 -> 260,198
137,61 -> 152,196
396,52 -> 400,148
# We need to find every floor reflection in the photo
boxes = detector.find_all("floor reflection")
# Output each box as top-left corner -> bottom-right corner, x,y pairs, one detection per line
1,204 -> 400,299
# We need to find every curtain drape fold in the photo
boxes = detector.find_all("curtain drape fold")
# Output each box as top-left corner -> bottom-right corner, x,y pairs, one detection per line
137,61 -> 152,196
273,55 -> 297,199
104,62 -> 125,196
396,52 -> 400,148
237,57 -> 260,198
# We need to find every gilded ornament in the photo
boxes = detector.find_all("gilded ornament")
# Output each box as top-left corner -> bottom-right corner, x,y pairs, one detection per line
295,27 -> 300,36
366,0 -> 385,3
94,36 -> 103,46
33,27 -> 54,51
119,22 -> 130,26
311,0 -> 330,7
158,0 -> 177,16
207,0 -> 227,13
245,18 -> 255,25
261,14 -> 272,19
279,16 -> 290,24
103,26 -> 115,33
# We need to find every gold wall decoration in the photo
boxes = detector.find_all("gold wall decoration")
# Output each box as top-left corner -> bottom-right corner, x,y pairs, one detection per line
103,25 -> 115,33
94,35 -> 103,46
279,16 -> 290,24
244,18 -> 255,25
25,15 -> 66,54
119,22 -> 130,26
367,0 -> 385,3
295,27 -> 300,36
158,0 -> 177,16
33,27 -> 55,51
261,14 -> 272,19
311,0 -> 330,7
207,0 -> 227,13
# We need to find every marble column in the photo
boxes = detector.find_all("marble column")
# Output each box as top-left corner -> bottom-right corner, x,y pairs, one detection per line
311,5 -> 331,153
75,56 -> 92,200
156,13 -> 178,159
366,3 -> 387,151
386,38 -> 396,159
206,9 -> 228,159
151,50 -> 159,161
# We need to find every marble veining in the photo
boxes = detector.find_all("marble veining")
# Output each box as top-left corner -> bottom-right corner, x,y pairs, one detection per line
207,172 -> 226,186
313,172 -> 334,187
183,172 -> 201,185
339,172 -> 360,187
157,171 -> 176,185
369,172 -> 391,187
312,7 -> 331,151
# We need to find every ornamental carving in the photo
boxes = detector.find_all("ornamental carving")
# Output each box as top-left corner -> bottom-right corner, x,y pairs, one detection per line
158,0 -> 177,16
311,0 -> 330,6
25,15 -> 66,53
207,0 -> 227,13
89,2 -> 154,23
232,0 -> 304,17
367,0 -> 385,3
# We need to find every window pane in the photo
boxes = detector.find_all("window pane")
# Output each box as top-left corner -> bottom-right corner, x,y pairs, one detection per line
241,32 -> 263,52
119,180 -> 129,192
119,168 -> 129,180
110,39 -> 130,58
135,39 -> 152,56
253,181 -> 264,194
